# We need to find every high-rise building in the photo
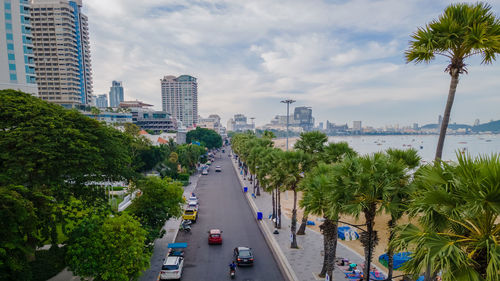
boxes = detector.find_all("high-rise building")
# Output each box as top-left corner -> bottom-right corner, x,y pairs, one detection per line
31,0 -> 92,108
353,121 -> 362,131
96,94 -> 108,108
293,106 -> 314,132
108,80 -> 123,107
161,75 -> 198,127
318,122 -> 324,130
0,0 -> 38,94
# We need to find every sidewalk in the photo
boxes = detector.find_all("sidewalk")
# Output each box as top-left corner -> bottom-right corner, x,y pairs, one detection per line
230,153 -> 385,281
48,174 -> 201,281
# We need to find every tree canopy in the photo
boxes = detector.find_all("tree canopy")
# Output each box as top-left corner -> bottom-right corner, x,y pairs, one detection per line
186,127 -> 222,149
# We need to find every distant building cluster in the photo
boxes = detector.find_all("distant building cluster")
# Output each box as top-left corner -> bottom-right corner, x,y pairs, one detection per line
260,106 -> 315,133
227,114 -> 255,132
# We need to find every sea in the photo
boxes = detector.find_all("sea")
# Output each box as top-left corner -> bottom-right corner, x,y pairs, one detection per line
286,134 -> 500,162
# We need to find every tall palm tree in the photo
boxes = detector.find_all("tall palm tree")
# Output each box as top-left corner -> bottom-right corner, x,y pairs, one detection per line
406,2 -> 500,160
279,150 -> 310,248
341,152 -> 410,281
295,131 -> 329,235
258,148 -> 286,229
382,149 -> 421,281
393,154 -> 500,281
300,163 -> 349,278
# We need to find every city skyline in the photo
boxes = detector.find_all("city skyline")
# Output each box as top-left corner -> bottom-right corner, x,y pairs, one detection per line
83,0 -> 500,127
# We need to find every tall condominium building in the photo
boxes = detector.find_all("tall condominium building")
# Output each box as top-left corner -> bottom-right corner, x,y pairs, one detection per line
31,0 -> 92,108
108,80 -> 123,107
0,0 -> 38,94
161,75 -> 198,127
294,106 -> 314,132
95,93 -> 107,108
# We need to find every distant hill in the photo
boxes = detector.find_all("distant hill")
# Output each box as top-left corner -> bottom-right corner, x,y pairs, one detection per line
472,120 -> 500,133
421,123 -> 471,130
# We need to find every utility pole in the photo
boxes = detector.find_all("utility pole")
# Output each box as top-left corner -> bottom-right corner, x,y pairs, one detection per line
250,117 -> 255,133
280,99 -> 295,151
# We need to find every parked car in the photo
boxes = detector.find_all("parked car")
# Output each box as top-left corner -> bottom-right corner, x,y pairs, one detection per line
188,196 -> 198,203
215,166 -> 222,172
233,246 -> 254,266
160,256 -> 184,280
208,229 -> 223,244
202,169 -> 208,175
188,200 -> 198,209
182,207 -> 198,222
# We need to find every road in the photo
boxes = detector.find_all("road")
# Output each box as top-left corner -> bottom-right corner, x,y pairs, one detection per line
174,149 -> 285,281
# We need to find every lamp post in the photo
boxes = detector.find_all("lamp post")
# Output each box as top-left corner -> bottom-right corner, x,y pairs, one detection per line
280,99 -> 295,151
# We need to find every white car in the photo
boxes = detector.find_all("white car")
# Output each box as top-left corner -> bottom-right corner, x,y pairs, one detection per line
188,200 -> 198,209
189,197 -> 198,205
215,166 -> 221,172
160,256 -> 184,280
202,169 -> 208,175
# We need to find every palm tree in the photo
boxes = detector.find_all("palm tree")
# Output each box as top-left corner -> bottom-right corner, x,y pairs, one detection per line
406,2 -> 500,160
258,149 -> 286,229
279,150 -> 311,248
294,131 -> 329,235
382,149 -> 421,281
393,154 -> 500,281
341,152 -> 410,281
300,163 -> 348,278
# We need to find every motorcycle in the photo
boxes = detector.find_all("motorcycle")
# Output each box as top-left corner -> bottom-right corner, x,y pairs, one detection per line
229,268 -> 235,279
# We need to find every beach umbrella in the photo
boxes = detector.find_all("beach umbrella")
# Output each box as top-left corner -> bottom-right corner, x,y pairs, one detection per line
378,252 -> 412,269
337,226 -> 359,241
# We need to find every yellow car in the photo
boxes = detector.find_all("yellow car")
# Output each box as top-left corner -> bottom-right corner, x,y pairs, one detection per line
182,207 -> 198,222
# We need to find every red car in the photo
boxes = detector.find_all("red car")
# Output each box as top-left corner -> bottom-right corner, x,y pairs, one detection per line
208,229 -> 222,244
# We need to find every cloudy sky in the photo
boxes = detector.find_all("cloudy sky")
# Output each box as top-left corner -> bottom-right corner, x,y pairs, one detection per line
83,0 -> 500,128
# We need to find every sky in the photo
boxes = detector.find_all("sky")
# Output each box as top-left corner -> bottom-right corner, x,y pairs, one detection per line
83,0 -> 500,128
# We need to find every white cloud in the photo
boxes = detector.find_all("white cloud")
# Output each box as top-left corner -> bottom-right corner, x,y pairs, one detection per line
83,0 -> 500,127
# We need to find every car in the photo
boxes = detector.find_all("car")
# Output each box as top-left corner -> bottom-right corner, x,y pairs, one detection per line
188,196 -> 198,203
206,161 -> 211,166
202,169 -> 208,175
233,246 -> 254,266
188,200 -> 198,209
208,229 -> 223,244
160,256 -> 184,280
182,207 -> 198,222
215,166 -> 221,172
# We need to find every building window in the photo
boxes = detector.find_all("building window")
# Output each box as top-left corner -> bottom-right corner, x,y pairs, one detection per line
7,43 -> 14,50
5,23 -> 13,30
6,33 -> 13,40
10,73 -> 17,81
5,13 -> 12,20
9,64 -> 16,71
4,3 -> 11,10
8,53 -> 15,60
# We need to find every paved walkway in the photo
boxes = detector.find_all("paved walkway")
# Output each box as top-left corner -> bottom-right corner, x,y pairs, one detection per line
229,151 -> 386,281
48,174 -> 201,281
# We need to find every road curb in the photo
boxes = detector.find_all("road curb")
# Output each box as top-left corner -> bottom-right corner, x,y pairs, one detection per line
230,154 -> 299,281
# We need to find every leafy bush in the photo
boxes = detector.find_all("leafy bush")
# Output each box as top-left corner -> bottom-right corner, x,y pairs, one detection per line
177,173 -> 189,181
30,246 -> 67,281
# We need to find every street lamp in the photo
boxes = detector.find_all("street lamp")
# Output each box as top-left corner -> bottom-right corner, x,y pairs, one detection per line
280,99 -> 295,151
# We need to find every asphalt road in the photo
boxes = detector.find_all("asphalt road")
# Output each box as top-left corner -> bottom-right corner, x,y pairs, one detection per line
174,150 -> 285,281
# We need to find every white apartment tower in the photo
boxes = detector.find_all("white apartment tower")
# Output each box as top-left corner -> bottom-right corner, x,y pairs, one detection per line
30,0 -> 92,108
161,75 -> 198,127
0,0 -> 38,94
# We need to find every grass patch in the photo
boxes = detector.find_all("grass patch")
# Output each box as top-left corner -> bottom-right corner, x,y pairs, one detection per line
30,246 -> 67,281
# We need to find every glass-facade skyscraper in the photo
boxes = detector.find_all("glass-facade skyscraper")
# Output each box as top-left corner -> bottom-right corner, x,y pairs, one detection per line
31,0 -> 92,107
161,75 -> 198,128
109,80 -> 124,108
0,0 -> 38,94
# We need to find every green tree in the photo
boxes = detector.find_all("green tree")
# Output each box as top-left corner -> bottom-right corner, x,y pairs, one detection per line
300,163 -> 347,278
340,152 -> 413,281
67,214 -> 150,281
393,154 -> 500,281
0,186 -> 37,281
294,131 -> 328,235
406,2 -> 500,160
186,127 -> 222,149
128,177 -> 184,243
279,150 -> 311,248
